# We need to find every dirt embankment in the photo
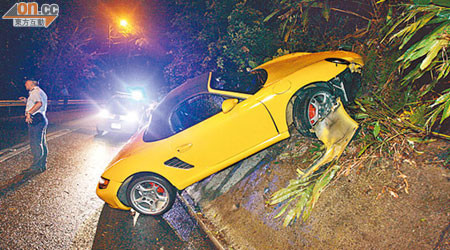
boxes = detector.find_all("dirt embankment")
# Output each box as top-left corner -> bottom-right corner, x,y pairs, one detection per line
194,133 -> 449,249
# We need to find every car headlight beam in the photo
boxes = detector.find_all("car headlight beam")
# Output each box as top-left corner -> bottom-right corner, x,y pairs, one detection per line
99,109 -> 110,118
125,111 -> 139,121
131,90 -> 144,101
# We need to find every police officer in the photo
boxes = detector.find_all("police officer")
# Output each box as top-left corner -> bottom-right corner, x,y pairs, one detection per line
19,79 -> 48,174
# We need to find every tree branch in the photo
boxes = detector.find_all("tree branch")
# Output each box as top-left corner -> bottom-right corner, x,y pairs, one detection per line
330,7 -> 372,22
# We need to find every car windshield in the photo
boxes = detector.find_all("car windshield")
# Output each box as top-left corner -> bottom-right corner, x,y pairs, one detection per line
210,69 -> 267,95
143,73 -> 211,143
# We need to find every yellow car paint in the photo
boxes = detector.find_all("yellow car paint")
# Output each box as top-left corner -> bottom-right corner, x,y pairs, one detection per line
221,98 -> 239,113
96,178 -> 130,210
257,51 -> 363,85
101,94 -> 279,190
97,51 -> 364,211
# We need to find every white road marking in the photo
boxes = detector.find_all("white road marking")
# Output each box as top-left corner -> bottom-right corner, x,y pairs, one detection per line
0,129 -> 75,163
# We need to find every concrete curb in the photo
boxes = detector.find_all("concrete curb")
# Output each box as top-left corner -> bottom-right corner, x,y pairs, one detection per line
175,149 -> 278,250
177,192 -> 226,250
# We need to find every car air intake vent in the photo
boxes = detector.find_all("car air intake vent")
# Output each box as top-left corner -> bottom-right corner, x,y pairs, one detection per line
164,157 -> 194,169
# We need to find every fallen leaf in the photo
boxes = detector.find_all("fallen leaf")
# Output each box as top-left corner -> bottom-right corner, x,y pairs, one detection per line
403,159 -> 416,166
376,187 -> 386,200
404,179 -> 409,194
397,173 -> 407,179
133,210 -> 140,227
388,188 -> 399,198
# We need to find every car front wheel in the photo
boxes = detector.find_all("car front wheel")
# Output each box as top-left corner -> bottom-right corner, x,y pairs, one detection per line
126,175 -> 176,215
292,87 -> 335,137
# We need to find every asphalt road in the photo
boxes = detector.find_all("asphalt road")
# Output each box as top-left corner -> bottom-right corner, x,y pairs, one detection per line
0,110 -> 214,250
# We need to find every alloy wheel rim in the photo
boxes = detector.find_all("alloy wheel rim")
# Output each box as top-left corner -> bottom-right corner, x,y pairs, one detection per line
131,180 -> 169,214
308,91 -> 333,126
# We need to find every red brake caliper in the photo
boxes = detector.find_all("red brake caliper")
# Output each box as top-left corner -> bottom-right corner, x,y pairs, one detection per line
149,182 -> 164,193
309,104 -> 316,124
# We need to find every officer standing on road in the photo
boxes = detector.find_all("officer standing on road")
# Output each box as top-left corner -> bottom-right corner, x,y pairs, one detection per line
19,79 -> 48,174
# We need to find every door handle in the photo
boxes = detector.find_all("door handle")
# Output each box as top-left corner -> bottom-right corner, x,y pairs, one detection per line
177,143 -> 192,153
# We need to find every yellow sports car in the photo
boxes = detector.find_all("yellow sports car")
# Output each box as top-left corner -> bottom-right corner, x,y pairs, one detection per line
96,51 -> 363,215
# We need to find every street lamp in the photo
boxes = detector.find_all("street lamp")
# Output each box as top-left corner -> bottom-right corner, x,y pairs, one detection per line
119,19 -> 128,27
108,18 -> 131,48
107,17 -> 135,71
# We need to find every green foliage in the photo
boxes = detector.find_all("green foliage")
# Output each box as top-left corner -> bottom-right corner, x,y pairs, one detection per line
271,164 -> 340,226
35,17 -> 101,97
263,0 -> 386,53
363,48 -> 401,91
430,89 -> 450,124
164,1 -> 216,88
163,0 -> 450,227
163,0 -> 379,89
409,105 -> 428,126
221,2 -> 276,71
384,3 -> 450,126
264,0 -> 333,41
164,0 -> 277,88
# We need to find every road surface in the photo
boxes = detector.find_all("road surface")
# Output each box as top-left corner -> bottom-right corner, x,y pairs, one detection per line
0,110 -> 215,250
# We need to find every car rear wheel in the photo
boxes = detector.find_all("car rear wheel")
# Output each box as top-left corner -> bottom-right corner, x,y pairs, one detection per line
126,175 -> 176,215
292,87 -> 335,137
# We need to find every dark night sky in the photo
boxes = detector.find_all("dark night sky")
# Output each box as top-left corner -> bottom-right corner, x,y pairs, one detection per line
0,0 -> 171,100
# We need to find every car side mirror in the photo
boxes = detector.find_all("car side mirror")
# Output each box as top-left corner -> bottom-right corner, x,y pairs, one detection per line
222,98 -> 238,114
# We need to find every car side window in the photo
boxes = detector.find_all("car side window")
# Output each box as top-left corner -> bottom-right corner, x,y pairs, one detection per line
170,94 -> 227,133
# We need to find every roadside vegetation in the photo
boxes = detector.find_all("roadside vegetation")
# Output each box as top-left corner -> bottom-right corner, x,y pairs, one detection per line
164,0 -> 450,226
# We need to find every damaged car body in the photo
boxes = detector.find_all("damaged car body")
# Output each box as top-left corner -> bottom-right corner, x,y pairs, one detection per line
96,51 -> 364,215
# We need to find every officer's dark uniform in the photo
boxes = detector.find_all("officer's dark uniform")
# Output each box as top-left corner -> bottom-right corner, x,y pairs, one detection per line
26,86 -> 48,171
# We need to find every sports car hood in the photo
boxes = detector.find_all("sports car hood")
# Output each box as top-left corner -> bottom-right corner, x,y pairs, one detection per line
255,51 -> 364,86
105,129 -> 148,170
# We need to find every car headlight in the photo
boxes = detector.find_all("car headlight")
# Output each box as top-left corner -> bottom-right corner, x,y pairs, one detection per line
99,109 -> 110,118
125,111 -> 139,121
131,90 -> 144,101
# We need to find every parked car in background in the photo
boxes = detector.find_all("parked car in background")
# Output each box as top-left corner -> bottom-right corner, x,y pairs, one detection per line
97,51 -> 364,215
96,93 -> 148,136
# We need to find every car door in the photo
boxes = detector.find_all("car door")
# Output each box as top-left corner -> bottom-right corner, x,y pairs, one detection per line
168,93 -> 278,173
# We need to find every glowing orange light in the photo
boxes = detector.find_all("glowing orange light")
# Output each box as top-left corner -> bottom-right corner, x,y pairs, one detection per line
119,19 -> 128,27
